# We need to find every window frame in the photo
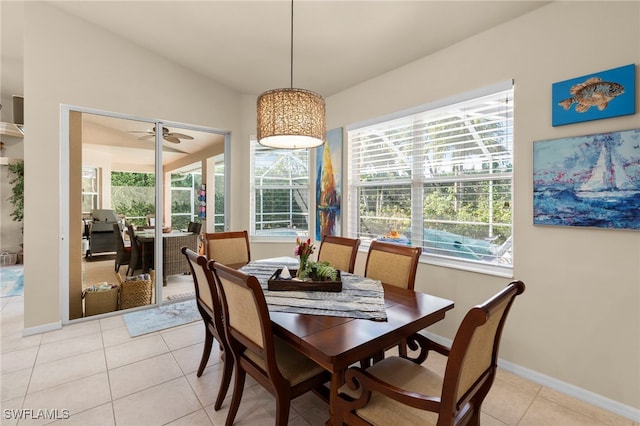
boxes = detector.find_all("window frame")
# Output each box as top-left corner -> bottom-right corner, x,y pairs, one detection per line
249,139 -> 311,241
347,81 -> 514,277
81,166 -> 100,214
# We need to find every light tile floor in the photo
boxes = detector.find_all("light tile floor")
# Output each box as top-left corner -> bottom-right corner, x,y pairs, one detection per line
1,293 -> 637,426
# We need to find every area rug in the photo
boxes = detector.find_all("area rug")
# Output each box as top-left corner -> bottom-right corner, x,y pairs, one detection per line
123,299 -> 200,337
1,265 -> 24,297
167,291 -> 195,300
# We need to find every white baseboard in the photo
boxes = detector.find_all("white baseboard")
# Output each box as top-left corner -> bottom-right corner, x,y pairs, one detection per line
421,331 -> 640,422
22,321 -> 62,337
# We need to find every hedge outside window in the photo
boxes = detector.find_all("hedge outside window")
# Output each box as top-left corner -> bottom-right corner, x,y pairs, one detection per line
250,141 -> 310,238
348,83 -> 514,272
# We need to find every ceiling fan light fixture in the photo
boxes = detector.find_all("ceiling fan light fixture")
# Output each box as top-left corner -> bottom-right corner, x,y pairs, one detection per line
257,88 -> 325,149
257,0 -> 326,149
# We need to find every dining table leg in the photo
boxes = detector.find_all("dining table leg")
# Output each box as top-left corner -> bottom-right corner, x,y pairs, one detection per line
327,367 -> 346,426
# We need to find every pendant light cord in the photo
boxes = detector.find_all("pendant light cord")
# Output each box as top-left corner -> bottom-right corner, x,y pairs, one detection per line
290,0 -> 294,89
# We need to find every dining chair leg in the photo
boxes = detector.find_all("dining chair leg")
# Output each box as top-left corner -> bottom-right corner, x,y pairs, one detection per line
214,350 -> 234,411
225,366 -> 246,426
275,396 -> 291,426
197,331 -> 214,377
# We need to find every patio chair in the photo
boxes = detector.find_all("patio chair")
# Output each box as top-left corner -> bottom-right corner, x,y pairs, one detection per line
317,235 -> 361,273
125,224 -> 143,276
336,281 -> 526,426
210,261 -> 330,425
187,221 -> 202,234
112,223 -> 131,273
182,247 -> 233,411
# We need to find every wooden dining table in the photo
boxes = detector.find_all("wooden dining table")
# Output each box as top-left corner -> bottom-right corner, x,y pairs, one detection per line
237,258 -> 455,425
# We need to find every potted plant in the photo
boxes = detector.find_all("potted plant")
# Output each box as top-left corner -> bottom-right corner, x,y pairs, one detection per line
8,160 -> 24,222
7,160 -> 24,263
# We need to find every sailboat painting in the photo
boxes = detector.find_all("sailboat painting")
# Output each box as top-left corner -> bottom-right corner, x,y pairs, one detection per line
533,129 -> 640,229
315,128 -> 342,240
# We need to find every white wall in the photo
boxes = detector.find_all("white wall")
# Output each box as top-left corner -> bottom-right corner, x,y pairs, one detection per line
244,1 -> 640,415
22,0 -> 640,417
23,2 -> 243,328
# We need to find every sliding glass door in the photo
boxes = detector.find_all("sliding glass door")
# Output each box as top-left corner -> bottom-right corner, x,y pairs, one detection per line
64,106 -> 227,322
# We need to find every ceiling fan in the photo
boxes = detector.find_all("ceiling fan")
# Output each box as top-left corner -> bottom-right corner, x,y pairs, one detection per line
130,126 -> 194,144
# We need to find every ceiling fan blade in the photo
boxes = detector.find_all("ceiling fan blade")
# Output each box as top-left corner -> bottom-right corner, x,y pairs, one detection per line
168,132 -> 194,140
138,134 -> 155,141
164,136 -> 181,144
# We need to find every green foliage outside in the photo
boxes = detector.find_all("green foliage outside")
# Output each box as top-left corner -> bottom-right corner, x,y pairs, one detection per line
111,171 -> 155,226
357,112 -> 513,247
111,171 -> 207,230
254,148 -> 309,232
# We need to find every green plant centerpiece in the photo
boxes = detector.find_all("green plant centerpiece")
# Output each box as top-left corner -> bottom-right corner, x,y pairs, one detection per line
293,237 -> 338,281
297,260 -> 338,282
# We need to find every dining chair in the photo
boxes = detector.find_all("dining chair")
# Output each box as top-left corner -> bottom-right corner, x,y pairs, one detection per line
210,261 -> 330,426
125,224 -> 143,276
146,213 -> 155,227
112,223 -> 131,273
182,247 -> 233,411
203,230 -> 250,266
364,240 -> 423,359
365,240 -> 422,290
317,235 -> 361,273
336,280 -> 526,426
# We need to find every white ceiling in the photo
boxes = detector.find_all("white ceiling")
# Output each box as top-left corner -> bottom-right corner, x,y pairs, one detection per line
1,1 -> 548,168
45,0 -> 547,97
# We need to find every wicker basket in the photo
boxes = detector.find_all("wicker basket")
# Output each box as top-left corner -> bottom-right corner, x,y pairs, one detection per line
84,286 -> 120,317
0,252 -> 17,266
116,270 -> 154,310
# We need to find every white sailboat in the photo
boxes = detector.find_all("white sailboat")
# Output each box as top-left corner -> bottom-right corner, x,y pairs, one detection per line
578,144 -> 636,198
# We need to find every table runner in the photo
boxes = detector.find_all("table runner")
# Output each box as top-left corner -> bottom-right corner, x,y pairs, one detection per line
241,260 -> 387,321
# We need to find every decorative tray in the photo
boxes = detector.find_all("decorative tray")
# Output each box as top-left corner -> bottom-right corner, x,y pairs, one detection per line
267,269 -> 342,292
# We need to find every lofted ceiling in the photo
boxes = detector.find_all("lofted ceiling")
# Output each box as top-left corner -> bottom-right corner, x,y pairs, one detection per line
1,1 -> 548,169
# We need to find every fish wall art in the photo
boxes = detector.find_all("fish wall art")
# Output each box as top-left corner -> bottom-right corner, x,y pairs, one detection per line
552,64 -> 636,126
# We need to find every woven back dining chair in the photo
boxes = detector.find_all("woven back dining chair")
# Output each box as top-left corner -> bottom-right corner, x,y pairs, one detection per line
182,247 -> 233,411
336,280 -> 526,426
317,235 -> 361,273
364,240 -> 423,359
210,261 -> 330,426
364,240 -> 422,290
203,230 -> 250,266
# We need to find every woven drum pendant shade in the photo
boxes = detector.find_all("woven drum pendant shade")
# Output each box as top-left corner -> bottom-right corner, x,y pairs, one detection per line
257,88 -> 326,149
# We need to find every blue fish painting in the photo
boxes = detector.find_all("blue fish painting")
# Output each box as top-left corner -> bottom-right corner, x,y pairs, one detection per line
552,64 -> 636,126
533,129 -> 640,229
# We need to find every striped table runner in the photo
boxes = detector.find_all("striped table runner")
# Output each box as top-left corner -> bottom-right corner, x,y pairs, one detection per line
240,261 -> 387,321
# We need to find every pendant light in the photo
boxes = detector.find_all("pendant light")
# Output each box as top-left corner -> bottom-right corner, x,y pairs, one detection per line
257,0 -> 325,149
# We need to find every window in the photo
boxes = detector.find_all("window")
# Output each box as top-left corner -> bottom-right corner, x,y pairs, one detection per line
111,171 -> 155,226
348,84 -> 513,271
212,158 -> 225,232
250,140 -> 310,237
170,170 -> 202,231
81,167 -> 99,214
